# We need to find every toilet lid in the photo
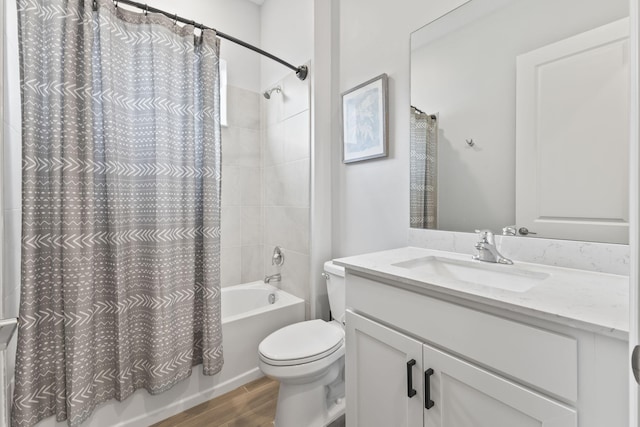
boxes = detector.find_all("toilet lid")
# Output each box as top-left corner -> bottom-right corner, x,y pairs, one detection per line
259,320 -> 344,365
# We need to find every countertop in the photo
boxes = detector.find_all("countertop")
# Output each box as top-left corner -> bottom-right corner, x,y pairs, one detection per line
334,247 -> 629,340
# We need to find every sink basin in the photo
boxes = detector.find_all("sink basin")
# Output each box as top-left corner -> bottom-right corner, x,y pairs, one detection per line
391,256 -> 549,292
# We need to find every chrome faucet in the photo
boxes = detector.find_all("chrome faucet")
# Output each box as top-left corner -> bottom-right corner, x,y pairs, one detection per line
264,273 -> 281,284
473,229 -> 513,265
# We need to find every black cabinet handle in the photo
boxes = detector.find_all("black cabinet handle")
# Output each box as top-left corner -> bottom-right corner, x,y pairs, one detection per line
406,359 -> 417,398
425,368 -> 435,409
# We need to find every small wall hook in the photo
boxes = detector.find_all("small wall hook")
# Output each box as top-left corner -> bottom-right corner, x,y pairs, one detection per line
466,138 -> 475,147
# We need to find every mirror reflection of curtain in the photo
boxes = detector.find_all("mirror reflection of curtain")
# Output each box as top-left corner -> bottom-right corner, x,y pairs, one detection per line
410,108 -> 438,229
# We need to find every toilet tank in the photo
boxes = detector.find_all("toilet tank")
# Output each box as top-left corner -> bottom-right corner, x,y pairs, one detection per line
324,261 -> 345,324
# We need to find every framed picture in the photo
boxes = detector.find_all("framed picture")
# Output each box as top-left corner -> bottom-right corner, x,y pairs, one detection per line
341,74 -> 389,163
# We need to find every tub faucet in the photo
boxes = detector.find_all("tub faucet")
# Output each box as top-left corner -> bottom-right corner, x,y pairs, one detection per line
473,229 -> 513,265
264,273 -> 281,284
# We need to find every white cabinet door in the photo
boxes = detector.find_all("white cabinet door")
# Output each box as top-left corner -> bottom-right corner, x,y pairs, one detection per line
516,18 -> 629,243
346,310 -> 423,427
422,343 -> 576,427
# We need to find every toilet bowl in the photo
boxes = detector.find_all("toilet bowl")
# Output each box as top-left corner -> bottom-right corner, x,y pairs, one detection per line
258,261 -> 346,427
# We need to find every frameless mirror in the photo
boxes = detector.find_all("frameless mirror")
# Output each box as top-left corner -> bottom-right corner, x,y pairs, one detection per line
410,0 -> 630,244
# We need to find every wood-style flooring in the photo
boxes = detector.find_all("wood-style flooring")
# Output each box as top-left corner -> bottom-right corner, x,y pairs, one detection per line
151,376 -> 279,427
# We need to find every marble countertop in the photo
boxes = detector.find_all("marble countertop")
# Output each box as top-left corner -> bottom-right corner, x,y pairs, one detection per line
334,247 -> 629,340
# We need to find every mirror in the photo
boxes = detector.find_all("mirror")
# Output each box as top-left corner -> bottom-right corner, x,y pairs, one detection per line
410,0 -> 630,244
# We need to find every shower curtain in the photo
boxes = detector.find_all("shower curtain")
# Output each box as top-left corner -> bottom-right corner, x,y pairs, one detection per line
410,108 -> 438,229
13,1 -> 223,426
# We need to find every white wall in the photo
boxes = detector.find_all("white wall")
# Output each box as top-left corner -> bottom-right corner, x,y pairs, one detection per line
333,0 -> 468,257
260,0 -> 313,90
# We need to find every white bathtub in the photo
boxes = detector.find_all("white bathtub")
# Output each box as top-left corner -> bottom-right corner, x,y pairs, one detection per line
39,282 -> 305,427
222,282 -> 302,322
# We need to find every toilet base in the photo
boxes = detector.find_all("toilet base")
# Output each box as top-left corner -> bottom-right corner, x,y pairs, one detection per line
271,358 -> 345,427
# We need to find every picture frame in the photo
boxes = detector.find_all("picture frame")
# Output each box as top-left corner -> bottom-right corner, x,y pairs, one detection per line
341,73 -> 389,163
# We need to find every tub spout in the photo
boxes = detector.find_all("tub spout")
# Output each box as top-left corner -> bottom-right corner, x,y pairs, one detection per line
264,273 -> 281,284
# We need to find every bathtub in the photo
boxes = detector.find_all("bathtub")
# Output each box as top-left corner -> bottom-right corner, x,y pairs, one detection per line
38,282 -> 306,427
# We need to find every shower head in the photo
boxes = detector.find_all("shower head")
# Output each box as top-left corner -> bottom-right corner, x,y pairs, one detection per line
263,86 -> 282,99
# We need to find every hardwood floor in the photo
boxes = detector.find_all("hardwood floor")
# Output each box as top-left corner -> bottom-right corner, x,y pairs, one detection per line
151,376 -> 279,427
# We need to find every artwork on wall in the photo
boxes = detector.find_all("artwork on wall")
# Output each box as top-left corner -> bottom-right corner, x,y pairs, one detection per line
341,73 -> 389,163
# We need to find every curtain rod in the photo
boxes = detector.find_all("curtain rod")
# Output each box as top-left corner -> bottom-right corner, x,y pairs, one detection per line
106,0 -> 309,81
411,105 -> 437,120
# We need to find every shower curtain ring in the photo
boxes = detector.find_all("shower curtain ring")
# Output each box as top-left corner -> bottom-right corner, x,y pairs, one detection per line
114,0 -> 118,7
173,13 -> 178,25
144,4 -> 148,15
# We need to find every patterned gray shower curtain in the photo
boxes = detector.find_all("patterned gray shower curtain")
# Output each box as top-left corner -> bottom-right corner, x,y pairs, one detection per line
410,108 -> 438,229
13,1 -> 223,426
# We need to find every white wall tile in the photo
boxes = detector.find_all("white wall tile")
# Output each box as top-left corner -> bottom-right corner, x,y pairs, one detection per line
264,122 -> 284,167
3,289 -> 19,320
261,71 -> 310,304
240,166 -> 262,206
267,247 -> 309,302
265,207 -> 309,254
226,86 -> 260,130
241,206 -> 263,246
241,245 -> 264,283
282,72 -> 309,120
220,246 -> 242,288
283,160 -> 309,207
220,206 -> 241,249
283,111 -> 310,163
264,164 -> 285,206
223,127 -> 261,167
221,86 -> 264,287
265,160 -> 309,207
263,91 -> 283,126
221,164 -> 241,207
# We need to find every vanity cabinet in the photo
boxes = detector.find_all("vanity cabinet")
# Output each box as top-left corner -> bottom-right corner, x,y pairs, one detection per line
344,272 -> 628,427
347,311 -> 576,427
346,310 -> 423,427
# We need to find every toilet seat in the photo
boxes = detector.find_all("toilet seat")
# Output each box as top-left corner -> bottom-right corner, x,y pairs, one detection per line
259,320 -> 344,366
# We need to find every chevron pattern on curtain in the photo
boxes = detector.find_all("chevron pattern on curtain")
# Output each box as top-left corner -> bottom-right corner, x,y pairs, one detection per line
12,1 -> 223,426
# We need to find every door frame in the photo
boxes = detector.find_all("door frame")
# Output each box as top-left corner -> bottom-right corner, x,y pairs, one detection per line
629,0 -> 639,424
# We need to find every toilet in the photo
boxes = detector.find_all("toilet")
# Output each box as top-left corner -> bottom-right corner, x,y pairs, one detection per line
258,261 -> 346,427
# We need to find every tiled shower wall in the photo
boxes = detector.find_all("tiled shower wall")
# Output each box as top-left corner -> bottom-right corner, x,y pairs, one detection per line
220,86 -> 264,287
222,69 -> 311,312
262,72 -> 311,317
